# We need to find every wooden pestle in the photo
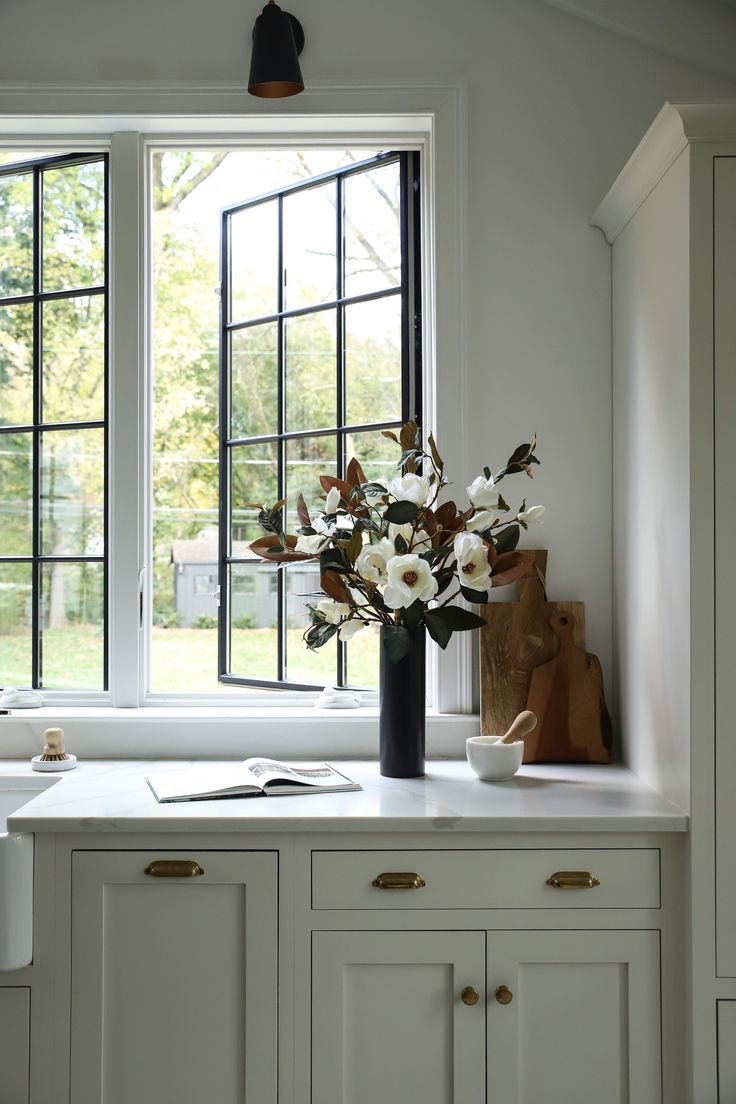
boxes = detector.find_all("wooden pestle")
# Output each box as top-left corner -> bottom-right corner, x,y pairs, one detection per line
499,710 -> 538,745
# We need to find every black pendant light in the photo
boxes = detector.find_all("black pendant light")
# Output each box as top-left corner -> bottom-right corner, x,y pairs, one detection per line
248,0 -> 305,99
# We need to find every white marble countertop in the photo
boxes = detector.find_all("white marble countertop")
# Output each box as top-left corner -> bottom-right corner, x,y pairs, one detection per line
1,760 -> 688,833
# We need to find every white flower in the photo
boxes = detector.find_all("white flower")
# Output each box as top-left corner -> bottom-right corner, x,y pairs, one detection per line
315,599 -> 351,625
324,486 -> 341,513
364,479 -> 387,506
383,553 -> 438,609
465,509 -> 498,533
355,537 -> 395,583
388,473 -> 431,506
312,515 -> 335,535
349,585 -> 371,607
388,522 -> 432,553
466,474 -> 499,509
295,533 -> 329,554
518,504 -> 545,525
453,531 -> 492,593
339,618 -> 367,642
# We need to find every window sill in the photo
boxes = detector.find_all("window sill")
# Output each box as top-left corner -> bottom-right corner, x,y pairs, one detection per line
0,707 -> 480,760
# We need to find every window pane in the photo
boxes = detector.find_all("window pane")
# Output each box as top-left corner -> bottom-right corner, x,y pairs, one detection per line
344,624 -> 379,689
285,434 -> 336,535
344,296 -> 402,426
39,560 -> 104,689
285,310 -> 336,432
229,561 -> 278,680
0,171 -> 33,299
344,427 -> 400,487
0,561 -> 32,687
284,562 -> 336,686
344,161 -> 401,297
42,161 -> 105,293
283,182 -> 336,310
0,432 -> 33,556
230,440 -> 278,549
0,303 -> 33,427
40,428 -> 104,556
229,200 -> 278,323
42,294 -> 105,424
230,322 -> 278,439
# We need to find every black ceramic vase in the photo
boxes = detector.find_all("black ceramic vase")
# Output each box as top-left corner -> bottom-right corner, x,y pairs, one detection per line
379,625 -> 426,778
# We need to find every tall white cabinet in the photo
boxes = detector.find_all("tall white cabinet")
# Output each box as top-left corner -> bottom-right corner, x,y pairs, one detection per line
592,101 -> 736,1101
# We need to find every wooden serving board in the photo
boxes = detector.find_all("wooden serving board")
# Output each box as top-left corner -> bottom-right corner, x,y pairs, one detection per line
523,611 -> 612,763
479,551 -> 585,738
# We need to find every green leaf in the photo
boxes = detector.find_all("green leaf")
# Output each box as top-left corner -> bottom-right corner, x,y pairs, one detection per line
320,547 -> 347,575
382,625 -> 414,662
345,529 -> 362,564
460,584 -> 489,604
427,605 -> 487,645
384,500 -> 420,524
304,621 -> 339,651
483,465 -> 492,480
507,441 -> 534,467
394,533 -> 408,554
423,610 -> 453,649
401,599 -> 424,631
492,524 -> 520,554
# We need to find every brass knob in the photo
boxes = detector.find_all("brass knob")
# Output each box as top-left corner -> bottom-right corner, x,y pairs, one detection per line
495,985 -> 513,1005
461,986 -> 479,1006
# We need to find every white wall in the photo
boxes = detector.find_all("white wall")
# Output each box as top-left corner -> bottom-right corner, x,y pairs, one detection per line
1,0 -> 734,724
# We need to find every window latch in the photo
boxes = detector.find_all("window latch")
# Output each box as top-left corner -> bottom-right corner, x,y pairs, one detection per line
138,567 -> 146,630
214,585 -> 221,607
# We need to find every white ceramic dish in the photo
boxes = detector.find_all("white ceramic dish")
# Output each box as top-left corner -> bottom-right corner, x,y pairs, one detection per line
466,736 -> 524,781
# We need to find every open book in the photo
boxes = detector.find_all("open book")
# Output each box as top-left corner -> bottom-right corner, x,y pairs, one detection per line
146,759 -> 361,803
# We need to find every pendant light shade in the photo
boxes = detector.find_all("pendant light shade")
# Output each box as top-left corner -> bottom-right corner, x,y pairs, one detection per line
248,1 -> 305,99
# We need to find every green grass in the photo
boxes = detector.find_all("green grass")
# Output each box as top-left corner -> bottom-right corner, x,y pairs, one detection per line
0,625 -> 379,693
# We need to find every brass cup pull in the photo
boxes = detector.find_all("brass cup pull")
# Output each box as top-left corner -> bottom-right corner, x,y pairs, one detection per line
495,985 -> 513,1005
461,986 -> 480,1006
545,870 -> 600,890
144,860 -> 205,878
371,871 -> 427,890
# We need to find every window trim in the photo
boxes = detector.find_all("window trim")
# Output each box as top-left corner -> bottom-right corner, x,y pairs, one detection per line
0,82 -> 470,726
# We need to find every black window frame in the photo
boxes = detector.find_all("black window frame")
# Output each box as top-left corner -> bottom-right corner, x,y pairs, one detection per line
0,150 -> 109,691
218,149 -> 422,691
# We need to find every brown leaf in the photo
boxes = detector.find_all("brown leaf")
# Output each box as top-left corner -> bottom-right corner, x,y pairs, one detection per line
345,529 -> 363,564
319,474 -> 353,500
490,551 -> 534,588
296,493 -> 311,528
427,432 -> 444,473
249,534 -> 313,563
399,419 -> 420,452
485,540 -> 498,570
346,456 -> 367,487
423,507 -> 438,538
381,430 -> 399,444
435,500 -> 458,529
321,570 -> 351,604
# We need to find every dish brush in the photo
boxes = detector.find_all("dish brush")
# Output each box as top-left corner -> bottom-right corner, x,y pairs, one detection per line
31,727 -> 78,772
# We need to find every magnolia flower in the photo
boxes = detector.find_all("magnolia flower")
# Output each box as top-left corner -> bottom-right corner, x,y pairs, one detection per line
339,618 -> 367,642
349,585 -> 371,607
295,533 -> 329,554
324,486 -> 341,513
466,474 -> 499,509
389,522 -> 432,553
312,515 -> 334,535
453,531 -> 492,592
518,504 -> 545,525
315,599 -> 351,624
383,553 -> 438,609
388,473 -> 431,506
355,537 -> 395,583
466,509 -> 498,533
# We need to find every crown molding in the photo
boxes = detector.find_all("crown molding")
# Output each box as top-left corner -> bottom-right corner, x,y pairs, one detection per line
591,101 -> 736,243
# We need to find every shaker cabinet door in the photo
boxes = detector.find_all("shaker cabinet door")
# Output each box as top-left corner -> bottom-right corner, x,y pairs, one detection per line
487,929 -> 661,1104
0,988 -> 30,1104
70,850 -> 278,1104
312,930 -> 486,1104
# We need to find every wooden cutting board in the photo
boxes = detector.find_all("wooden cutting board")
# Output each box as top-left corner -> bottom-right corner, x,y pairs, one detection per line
479,550 -> 585,737
523,611 -> 612,763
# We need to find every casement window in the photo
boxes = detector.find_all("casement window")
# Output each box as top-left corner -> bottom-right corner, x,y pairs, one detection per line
218,151 -> 421,690
0,136 -> 434,705
0,152 -> 108,691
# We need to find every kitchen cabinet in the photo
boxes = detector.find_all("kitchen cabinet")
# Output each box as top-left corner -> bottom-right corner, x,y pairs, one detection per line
0,988 -> 30,1104
69,850 -> 278,1104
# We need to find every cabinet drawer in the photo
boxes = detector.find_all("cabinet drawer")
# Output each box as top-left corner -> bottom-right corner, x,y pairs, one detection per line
311,849 -> 660,910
